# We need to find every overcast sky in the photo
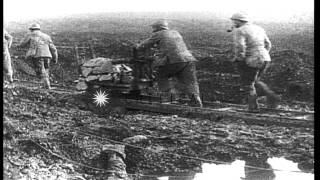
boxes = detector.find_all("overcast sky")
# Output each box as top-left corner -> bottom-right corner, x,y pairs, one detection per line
4,0 -> 314,22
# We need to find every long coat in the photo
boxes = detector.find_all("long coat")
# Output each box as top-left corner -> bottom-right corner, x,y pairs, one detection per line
20,30 -> 58,60
137,29 -> 196,67
3,29 -> 12,54
233,23 -> 272,68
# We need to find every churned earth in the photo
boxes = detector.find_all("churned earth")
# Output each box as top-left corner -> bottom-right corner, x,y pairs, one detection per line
3,81 -> 313,180
4,18 -> 314,179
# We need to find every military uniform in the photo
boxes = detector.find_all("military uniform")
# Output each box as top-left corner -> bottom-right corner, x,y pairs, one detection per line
3,29 -> 13,83
137,21 -> 202,107
232,14 -> 280,110
19,24 -> 58,89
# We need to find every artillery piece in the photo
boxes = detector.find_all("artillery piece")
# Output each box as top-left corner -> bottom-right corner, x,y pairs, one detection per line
75,47 -> 313,128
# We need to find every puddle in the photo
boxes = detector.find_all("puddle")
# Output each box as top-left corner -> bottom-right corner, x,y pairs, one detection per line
155,157 -> 313,180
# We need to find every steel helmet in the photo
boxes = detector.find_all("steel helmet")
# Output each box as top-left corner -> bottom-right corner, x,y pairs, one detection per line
29,23 -> 41,30
231,12 -> 250,22
151,20 -> 169,30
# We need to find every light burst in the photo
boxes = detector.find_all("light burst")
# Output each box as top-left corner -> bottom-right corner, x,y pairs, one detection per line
92,90 -> 109,107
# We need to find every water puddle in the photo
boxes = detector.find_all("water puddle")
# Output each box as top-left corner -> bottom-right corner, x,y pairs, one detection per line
155,157 -> 313,180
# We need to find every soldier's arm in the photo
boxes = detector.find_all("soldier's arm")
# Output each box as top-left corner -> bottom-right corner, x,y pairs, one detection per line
4,31 -> 13,48
48,37 -> 58,63
136,33 -> 160,51
264,33 -> 272,52
233,30 -> 246,61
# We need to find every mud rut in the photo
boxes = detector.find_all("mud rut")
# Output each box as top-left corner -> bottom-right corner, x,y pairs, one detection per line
3,81 -> 314,179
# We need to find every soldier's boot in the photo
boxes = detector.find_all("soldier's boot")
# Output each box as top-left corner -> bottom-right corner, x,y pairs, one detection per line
8,74 -> 14,83
43,69 -> 51,89
158,80 -> 176,103
4,75 -> 13,84
248,94 -> 259,113
41,74 -> 51,89
255,81 -> 280,108
247,83 -> 259,112
169,88 -> 182,104
44,78 -> 51,89
189,94 -> 203,108
9,77 -> 13,83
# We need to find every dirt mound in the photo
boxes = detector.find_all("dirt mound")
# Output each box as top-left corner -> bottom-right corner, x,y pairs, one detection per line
266,50 -> 314,100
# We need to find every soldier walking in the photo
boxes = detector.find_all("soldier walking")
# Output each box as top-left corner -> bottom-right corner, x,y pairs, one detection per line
230,12 -> 280,112
3,28 -> 13,83
19,23 -> 58,89
135,20 -> 203,107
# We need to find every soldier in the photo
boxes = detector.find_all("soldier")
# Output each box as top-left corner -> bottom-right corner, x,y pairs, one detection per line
230,12 -> 280,112
3,28 -> 13,83
135,20 -> 203,107
19,23 -> 58,89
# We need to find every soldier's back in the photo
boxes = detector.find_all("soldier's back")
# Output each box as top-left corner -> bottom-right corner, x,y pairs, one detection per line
28,31 -> 53,58
159,30 -> 186,50
238,23 -> 266,48
157,29 -> 195,63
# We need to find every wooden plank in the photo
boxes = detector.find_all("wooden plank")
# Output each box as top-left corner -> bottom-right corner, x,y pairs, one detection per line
122,99 -> 314,128
56,46 -> 89,49
180,99 -> 314,115
135,95 -> 314,115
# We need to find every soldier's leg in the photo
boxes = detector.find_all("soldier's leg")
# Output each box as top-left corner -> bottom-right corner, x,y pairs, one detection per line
177,62 -> 202,107
236,61 -> 251,104
7,53 -> 13,82
3,53 -> 13,83
157,65 -> 175,102
255,62 -> 280,108
247,82 -> 259,111
167,77 -> 182,102
38,58 -> 50,89
157,66 -> 173,92
43,58 -> 51,89
157,78 -> 175,102
33,58 -> 43,81
3,53 -> 9,83
237,61 -> 259,111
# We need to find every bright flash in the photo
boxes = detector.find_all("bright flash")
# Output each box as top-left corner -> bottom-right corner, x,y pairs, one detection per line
93,90 -> 109,107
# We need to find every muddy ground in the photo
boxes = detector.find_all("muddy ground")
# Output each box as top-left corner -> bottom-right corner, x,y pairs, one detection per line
4,19 -> 314,179
3,81 -> 314,180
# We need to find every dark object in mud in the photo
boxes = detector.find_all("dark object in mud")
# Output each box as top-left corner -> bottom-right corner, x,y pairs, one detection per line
101,144 -> 130,180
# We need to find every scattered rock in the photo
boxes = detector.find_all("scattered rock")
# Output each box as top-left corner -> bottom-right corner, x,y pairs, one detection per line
99,74 -> 113,81
86,75 -> 100,82
76,81 -> 88,91
82,57 -> 108,67
81,67 -> 92,77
